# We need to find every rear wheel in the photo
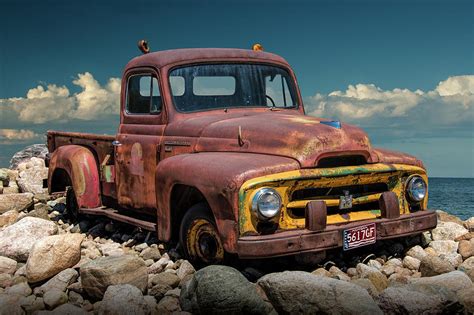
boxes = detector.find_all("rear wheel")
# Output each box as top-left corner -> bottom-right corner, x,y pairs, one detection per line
66,186 -> 80,221
179,203 -> 225,265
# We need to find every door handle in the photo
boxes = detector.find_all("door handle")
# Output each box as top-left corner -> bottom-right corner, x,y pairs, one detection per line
112,140 -> 122,147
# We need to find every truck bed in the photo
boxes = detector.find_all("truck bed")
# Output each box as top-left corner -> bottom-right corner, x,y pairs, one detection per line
47,131 -> 115,164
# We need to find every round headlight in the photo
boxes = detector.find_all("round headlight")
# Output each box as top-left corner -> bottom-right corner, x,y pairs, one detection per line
251,188 -> 282,219
406,176 -> 427,202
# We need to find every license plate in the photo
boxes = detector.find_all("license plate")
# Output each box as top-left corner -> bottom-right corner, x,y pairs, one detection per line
343,223 -> 376,251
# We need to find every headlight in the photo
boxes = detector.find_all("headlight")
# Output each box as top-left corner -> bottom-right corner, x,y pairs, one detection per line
406,175 -> 427,202
251,188 -> 282,220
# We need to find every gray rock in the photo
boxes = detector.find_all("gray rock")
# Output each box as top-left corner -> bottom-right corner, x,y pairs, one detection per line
96,284 -> 151,315
181,265 -> 272,315
35,268 -> 79,295
0,192 -> 34,213
0,256 -> 18,275
458,256 -> 474,282
429,240 -> 459,255
10,144 -> 48,169
149,283 -> 172,301
16,157 -> 48,194
176,260 -> 195,281
257,271 -> 382,315
20,295 -> 45,313
139,247 -> 161,261
43,288 -> 68,309
0,217 -> 58,261
329,266 -> 350,281
5,281 -> 32,296
431,221 -> 469,241
80,255 -> 148,300
37,303 -> 88,315
408,271 -> 472,293
457,286 -> 474,314
402,255 -> 421,271
150,272 -> 180,288
405,245 -> 428,261
420,254 -> 455,277
377,284 -> 463,314
0,293 -> 25,315
156,295 -> 181,313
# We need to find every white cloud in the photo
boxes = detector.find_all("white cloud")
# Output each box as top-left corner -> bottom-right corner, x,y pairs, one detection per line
0,72 -> 121,124
0,129 -> 40,143
306,75 -> 474,137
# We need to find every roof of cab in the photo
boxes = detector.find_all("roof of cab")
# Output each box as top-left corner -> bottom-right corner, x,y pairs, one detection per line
125,48 -> 290,70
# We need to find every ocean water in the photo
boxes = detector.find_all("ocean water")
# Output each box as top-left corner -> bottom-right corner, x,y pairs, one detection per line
428,177 -> 474,220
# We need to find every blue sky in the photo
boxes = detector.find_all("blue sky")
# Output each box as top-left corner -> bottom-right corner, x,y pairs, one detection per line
0,0 -> 473,176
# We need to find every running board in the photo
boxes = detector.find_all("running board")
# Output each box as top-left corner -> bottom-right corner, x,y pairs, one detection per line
79,207 -> 156,231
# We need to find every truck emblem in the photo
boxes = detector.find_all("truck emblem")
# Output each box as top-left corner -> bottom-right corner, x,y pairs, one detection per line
339,190 -> 353,210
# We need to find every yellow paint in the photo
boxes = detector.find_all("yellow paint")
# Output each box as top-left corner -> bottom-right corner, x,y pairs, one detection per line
286,193 -> 382,209
238,163 -> 428,235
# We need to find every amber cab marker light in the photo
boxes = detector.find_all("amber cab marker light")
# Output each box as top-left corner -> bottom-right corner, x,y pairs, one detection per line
252,43 -> 264,51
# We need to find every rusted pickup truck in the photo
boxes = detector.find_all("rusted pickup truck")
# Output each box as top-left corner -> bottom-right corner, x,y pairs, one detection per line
47,44 -> 437,264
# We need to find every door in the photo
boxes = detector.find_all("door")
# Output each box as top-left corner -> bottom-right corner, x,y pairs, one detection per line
115,70 -> 165,213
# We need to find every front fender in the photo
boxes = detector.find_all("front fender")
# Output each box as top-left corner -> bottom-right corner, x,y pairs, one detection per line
155,152 -> 299,253
48,145 -> 101,209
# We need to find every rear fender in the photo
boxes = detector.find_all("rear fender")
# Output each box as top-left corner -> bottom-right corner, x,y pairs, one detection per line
48,145 -> 101,208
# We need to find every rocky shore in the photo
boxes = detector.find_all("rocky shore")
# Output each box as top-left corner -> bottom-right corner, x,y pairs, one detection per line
0,145 -> 472,314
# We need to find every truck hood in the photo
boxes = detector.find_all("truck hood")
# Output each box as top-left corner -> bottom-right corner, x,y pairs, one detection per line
165,111 -> 423,168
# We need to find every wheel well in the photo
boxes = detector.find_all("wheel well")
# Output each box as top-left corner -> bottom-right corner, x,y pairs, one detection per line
50,168 -> 71,193
169,184 -> 208,241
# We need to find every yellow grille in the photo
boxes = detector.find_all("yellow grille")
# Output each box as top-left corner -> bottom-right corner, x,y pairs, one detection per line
238,163 -> 428,236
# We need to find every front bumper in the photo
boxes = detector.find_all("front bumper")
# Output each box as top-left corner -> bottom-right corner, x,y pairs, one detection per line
237,210 -> 437,258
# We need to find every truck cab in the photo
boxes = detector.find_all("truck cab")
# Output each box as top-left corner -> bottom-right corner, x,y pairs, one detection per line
47,46 -> 437,264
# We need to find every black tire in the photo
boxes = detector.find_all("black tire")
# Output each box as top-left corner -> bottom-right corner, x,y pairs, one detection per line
179,203 -> 225,265
66,186 -> 80,221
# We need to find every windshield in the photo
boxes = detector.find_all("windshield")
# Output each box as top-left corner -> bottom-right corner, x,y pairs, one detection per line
169,64 -> 299,112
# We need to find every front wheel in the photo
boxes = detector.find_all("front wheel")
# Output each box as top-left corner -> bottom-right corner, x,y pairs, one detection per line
179,203 -> 225,265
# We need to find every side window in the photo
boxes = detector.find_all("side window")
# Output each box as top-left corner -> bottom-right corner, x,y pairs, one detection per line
127,74 -> 162,114
265,74 -> 295,108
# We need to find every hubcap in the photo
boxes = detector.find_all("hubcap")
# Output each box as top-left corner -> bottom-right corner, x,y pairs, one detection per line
187,219 -> 224,263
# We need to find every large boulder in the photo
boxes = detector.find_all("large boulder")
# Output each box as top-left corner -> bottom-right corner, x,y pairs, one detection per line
26,234 -> 84,283
16,157 -> 48,194
0,192 -> 33,213
377,284 -> 463,314
180,265 -> 272,315
0,217 -> 58,261
408,271 -> 472,293
95,284 -> 151,315
431,221 -> 469,241
257,271 -> 382,315
10,144 -> 48,169
80,255 -> 148,300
